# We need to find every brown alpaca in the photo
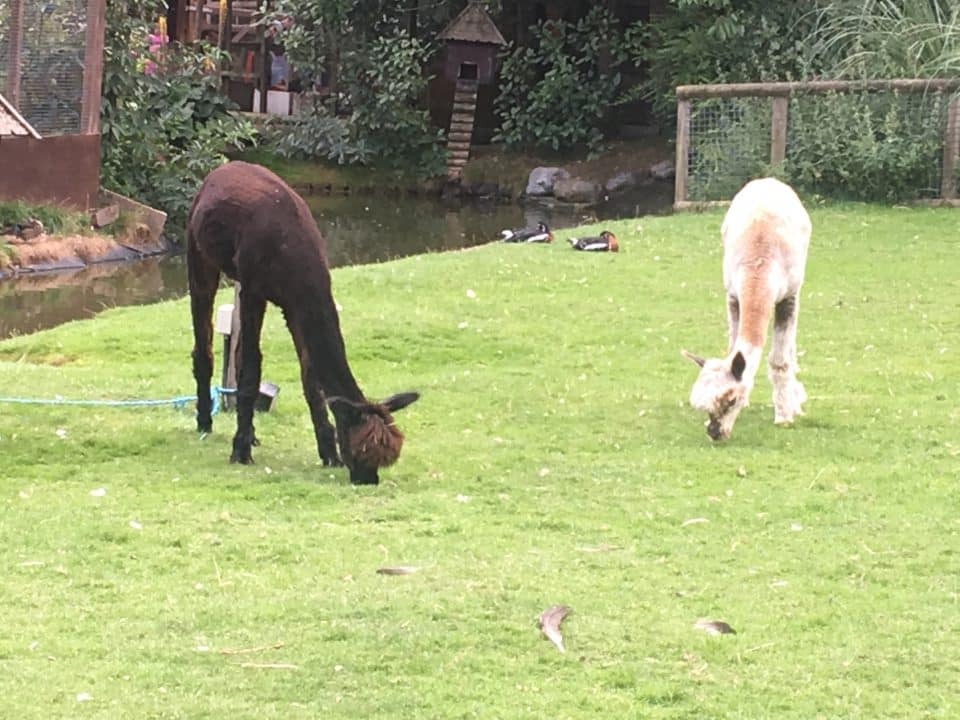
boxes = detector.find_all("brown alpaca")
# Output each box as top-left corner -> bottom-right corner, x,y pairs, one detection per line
187,161 -> 419,484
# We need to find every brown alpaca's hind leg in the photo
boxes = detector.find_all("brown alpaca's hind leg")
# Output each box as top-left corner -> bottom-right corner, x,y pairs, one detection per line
231,292 -> 266,464
188,242 -> 220,433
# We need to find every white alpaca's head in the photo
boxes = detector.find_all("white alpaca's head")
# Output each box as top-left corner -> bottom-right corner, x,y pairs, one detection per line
683,350 -> 750,441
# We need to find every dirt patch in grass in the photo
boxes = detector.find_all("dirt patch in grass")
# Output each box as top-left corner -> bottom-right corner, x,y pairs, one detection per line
0,349 -> 77,365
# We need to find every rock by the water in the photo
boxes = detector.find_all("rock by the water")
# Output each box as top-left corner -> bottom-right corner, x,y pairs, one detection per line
553,177 -> 603,204
526,167 -> 570,197
468,181 -> 500,198
650,160 -> 675,181
604,171 -> 646,194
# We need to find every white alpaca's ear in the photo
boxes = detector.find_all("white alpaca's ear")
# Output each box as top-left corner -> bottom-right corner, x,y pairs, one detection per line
682,349 -> 706,367
730,351 -> 746,381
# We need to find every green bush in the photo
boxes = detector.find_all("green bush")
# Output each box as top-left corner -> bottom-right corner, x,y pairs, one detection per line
263,2 -> 445,177
638,1 -> 818,121
812,0 -> 960,79
101,2 -> 256,236
261,105 -> 369,165
341,31 -> 446,177
494,6 -> 643,153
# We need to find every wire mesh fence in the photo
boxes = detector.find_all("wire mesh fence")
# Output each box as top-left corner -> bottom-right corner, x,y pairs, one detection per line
686,96 -> 772,202
676,80 -> 960,206
1,0 -> 89,136
785,90 -> 948,202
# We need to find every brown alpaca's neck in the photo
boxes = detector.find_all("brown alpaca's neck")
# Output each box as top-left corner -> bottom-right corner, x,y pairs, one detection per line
289,302 -> 366,403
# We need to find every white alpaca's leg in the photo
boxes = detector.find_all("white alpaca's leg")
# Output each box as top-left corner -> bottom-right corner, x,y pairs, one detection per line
726,295 -> 740,354
768,294 -> 806,424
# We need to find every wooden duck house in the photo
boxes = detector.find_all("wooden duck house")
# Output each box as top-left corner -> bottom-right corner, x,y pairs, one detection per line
436,1 -> 506,180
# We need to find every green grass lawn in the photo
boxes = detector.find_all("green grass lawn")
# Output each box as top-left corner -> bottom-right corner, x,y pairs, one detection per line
0,204 -> 958,719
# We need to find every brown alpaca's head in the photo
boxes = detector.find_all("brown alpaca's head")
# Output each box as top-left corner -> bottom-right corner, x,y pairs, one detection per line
329,392 -> 419,484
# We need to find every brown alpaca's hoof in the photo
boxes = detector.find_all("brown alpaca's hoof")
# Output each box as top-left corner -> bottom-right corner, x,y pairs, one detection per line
197,420 -> 212,434
349,468 -> 380,485
230,440 -> 254,464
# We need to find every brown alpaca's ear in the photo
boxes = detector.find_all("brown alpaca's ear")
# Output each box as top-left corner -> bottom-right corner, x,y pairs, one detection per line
383,391 -> 419,412
328,396 -> 365,423
730,351 -> 746,381
682,349 -> 706,368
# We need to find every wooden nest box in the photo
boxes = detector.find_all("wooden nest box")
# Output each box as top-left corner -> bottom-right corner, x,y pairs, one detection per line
436,1 -> 506,179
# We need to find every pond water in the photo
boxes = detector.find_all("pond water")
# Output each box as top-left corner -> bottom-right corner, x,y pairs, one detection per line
0,183 -> 672,339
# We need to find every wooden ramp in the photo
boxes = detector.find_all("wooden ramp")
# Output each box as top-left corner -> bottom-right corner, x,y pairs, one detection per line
446,78 -> 479,180
0,93 -> 41,139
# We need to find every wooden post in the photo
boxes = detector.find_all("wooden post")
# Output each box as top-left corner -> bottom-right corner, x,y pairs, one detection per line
188,1 -> 200,42
6,0 -> 24,107
941,96 -> 960,200
260,24 -> 269,113
218,0 -> 233,95
674,98 -> 691,209
224,283 -> 242,410
80,0 -> 107,135
173,0 -> 188,42
770,95 -> 788,167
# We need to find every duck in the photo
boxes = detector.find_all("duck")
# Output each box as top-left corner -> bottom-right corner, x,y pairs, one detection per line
1,217 -> 45,240
500,221 -> 553,244
569,230 -> 618,252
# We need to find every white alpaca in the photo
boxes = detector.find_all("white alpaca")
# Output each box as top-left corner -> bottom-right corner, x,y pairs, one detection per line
683,177 -> 811,440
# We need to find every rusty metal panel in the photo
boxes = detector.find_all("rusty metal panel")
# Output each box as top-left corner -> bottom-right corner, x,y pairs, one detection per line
0,133 -> 100,209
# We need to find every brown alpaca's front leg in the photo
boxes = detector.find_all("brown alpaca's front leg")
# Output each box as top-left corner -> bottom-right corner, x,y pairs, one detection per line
231,293 -> 266,464
302,372 -> 342,466
288,318 -> 341,466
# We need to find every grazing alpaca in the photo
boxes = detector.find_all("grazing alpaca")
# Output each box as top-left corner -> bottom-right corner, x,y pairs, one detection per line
187,161 -> 419,484
683,177 -> 810,440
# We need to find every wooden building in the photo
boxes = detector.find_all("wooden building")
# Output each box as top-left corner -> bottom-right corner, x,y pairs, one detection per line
166,0 -> 274,113
0,0 -> 106,209
430,1 -> 506,178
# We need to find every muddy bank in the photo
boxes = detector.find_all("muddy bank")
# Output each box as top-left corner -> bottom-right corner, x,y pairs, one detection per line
0,227 -> 173,279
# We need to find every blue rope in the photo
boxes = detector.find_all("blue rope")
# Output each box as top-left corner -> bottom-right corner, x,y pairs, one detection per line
0,386 -> 237,415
